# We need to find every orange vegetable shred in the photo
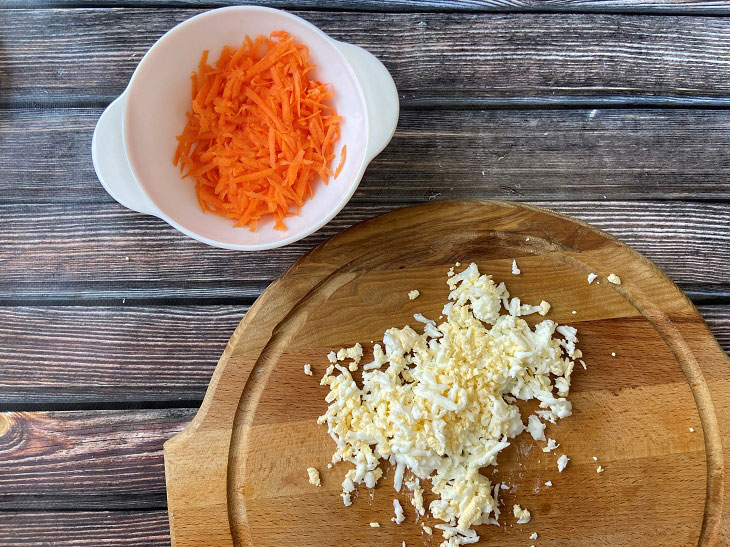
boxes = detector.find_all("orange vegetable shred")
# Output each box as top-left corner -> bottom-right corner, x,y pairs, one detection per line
173,31 -> 344,231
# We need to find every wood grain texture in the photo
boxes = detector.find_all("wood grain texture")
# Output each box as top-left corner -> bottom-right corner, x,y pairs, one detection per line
7,1 -> 730,14
700,306 -> 730,355
4,10 -> 730,105
0,306 -> 246,405
0,511 -> 171,547
1,201 -> 728,302
0,408 -> 194,509
4,108 -> 730,203
164,200 -> 730,546
0,304 -> 724,407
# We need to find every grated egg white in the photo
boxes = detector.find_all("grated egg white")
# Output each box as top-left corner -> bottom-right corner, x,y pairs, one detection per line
317,263 -> 581,546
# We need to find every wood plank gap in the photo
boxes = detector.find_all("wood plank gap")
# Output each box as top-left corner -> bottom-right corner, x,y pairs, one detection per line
0,400 -> 204,412
0,496 -> 169,512
5,96 -> 730,112
0,292 -> 728,307
5,2 -> 730,16
401,96 -> 730,110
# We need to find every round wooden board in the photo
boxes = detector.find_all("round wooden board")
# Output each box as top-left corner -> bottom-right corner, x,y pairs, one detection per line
164,201 -> 730,547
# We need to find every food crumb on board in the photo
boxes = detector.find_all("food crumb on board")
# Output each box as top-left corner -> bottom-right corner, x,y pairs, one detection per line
307,467 -> 321,486
422,524 -> 433,535
124,256 -> 130,261
530,532 -> 539,540
587,272 -> 597,284
611,352 -> 616,357
690,427 -> 695,432
513,504 -> 531,524
408,289 -> 420,300
557,454 -> 570,472
545,480 -> 552,487
392,499 -> 405,524
593,456 -> 598,461
597,465 -> 604,473
538,300 -> 551,316
543,438 -> 559,452
369,522 -> 380,528
327,463 -> 333,469
303,364 -> 313,376
512,260 -> 521,275
571,310 -> 577,315
607,273 -> 622,285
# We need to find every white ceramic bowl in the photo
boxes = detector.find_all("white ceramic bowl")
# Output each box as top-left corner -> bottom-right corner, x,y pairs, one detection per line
92,6 -> 398,250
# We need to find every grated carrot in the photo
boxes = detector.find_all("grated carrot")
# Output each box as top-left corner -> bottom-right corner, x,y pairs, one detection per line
173,32 -> 344,231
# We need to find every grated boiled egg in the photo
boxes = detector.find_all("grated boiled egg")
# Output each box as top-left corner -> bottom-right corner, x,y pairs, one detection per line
513,504 -> 531,524
607,273 -> 621,285
557,454 -> 569,472
393,498 -> 405,524
306,467 -> 321,487
317,263 -> 581,546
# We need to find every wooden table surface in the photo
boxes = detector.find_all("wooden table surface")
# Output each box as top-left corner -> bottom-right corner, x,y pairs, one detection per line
1,1 -> 729,545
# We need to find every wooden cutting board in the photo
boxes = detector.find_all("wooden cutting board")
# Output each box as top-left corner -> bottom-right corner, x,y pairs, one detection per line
164,201 -> 730,546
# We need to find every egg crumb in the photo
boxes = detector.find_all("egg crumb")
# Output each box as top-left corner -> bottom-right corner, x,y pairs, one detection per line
530,532 -> 538,540
690,427 -> 695,432
317,263 -> 581,546
587,273 -> 597,284
557,454 -> 570,472
408,289 -> 420,300
512,260 -> 521,275
513,505 -> 531,524
597,465 -> 604,473
538,300 -> 551,316
545,480 -> 552,487
369,522 -> 380,528
307,467 -> 321,486
393,498 -> 406,524
422,524 -> 433,535
593,456 -> 598,461
571,310 -> 577,315
607,273 -> 621,285
611,352 -> 616,357
303,364 -> 313,376
327,463 -> 333,469
542,438 -> 559,452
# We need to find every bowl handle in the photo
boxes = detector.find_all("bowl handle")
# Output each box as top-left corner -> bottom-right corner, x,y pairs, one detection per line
334,41 -> 399,163
92,91 -> 158,216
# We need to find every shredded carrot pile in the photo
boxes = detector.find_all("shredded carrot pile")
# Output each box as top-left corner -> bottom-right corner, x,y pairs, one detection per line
173,31 -> 344,231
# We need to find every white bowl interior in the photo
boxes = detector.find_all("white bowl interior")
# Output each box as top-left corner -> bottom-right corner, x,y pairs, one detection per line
124,8 -> 367,247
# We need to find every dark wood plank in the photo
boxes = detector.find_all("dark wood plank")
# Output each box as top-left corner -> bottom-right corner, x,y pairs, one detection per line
3,108 -> 730,204
0,201 -> 728,301
0,511 -> 170,546
6,0 -> 730,13
0,408 -> 194,509
0,306 -> 246,405
0,304 -> 725,406
4,10 -> 730,105
699,305 -> 730,354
